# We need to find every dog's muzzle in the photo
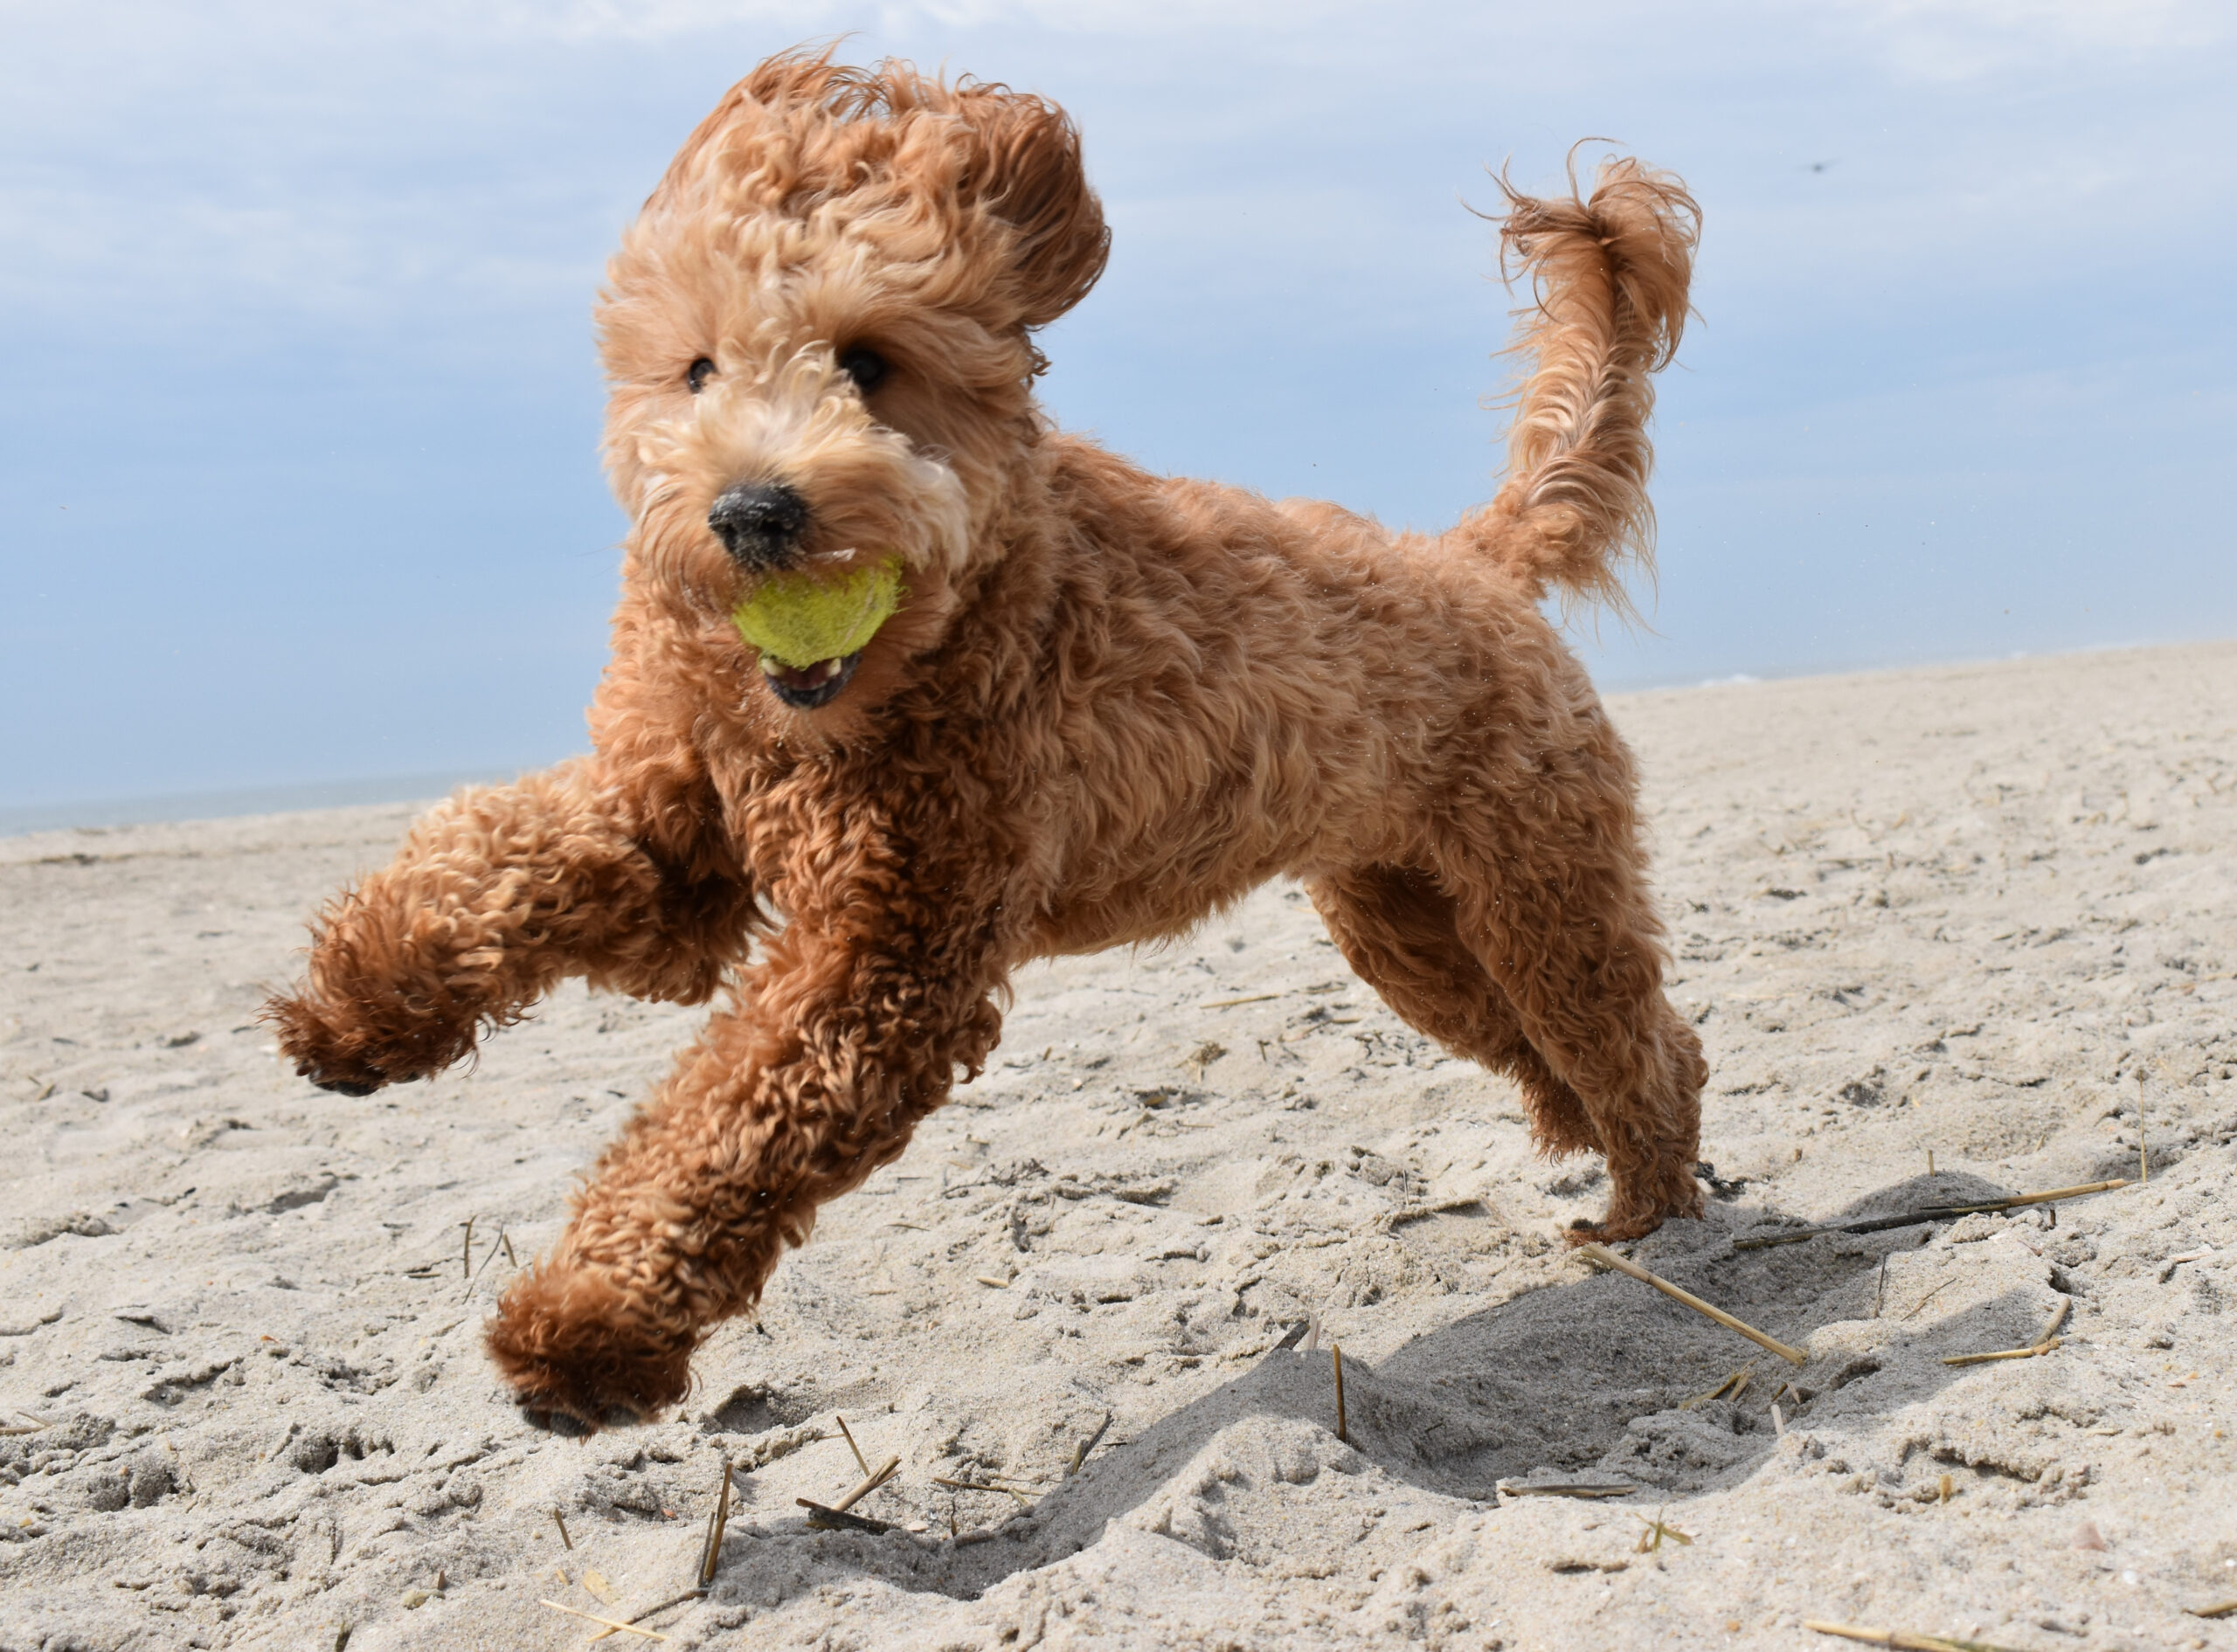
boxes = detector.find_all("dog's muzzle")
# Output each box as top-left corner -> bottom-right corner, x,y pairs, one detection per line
708,481 -> 808,570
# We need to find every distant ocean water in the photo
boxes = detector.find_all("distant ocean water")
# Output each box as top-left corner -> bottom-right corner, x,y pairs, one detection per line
0,771 -> 508,837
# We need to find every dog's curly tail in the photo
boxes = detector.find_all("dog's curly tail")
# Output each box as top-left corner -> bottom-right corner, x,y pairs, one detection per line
1453,155 -> 1700,613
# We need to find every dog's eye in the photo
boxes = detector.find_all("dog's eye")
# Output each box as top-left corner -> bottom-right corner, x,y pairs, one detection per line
837,348 -> 889,392
686,357 -> 716,394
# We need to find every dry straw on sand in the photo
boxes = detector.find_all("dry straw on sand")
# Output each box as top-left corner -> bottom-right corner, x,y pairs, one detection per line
1495,1480 -> 1638,1500
695,1458 -> 733,1588
1332,1345 -> 1347,1443
1576,1241 -> 1807,1365
1806,1621 -> 2030,1652
1067,1411 -> 1113,1474
1942,1296 -> 2074,1367
537,1599 -> 670,1642
1735,1179 -> 2128,1251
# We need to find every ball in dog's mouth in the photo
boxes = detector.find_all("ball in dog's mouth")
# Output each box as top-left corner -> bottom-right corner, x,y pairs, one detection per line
761,651 -> 862,710
730,553 -> 901,712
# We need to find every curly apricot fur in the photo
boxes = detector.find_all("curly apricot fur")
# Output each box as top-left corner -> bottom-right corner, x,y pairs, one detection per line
267,50 -> 1707,1427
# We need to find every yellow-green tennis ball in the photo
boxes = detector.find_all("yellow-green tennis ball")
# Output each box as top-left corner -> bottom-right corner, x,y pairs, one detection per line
731,556 -> 904,668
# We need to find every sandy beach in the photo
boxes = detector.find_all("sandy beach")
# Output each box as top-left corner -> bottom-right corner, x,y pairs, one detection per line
3,640 -> 2233,1652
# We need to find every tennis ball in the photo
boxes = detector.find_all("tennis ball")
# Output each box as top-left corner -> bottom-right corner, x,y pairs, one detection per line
731,556 -> 904,668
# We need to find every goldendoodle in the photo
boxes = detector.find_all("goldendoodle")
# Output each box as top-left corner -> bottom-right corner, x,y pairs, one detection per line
267,50 -> 1707,1426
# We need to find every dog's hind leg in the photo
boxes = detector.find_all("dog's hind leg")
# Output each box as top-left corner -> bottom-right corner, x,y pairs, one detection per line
1306,867 -> 1597,1157
1430,787 -> 1707,1244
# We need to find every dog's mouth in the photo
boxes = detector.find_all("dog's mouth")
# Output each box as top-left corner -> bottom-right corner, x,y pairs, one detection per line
761,652 -> 862,709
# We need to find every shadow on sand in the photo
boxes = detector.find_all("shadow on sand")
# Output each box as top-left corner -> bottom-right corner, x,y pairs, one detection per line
710,1155 -> 2135,1605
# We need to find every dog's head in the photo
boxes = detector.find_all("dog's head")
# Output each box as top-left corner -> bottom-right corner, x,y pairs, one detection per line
598,52 -> 1108,716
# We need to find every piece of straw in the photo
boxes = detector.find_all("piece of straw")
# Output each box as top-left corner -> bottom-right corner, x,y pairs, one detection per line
1200,992 -> 1283,1010
973,1275 -> 1009,1289
590,1591 -> 708,1644
1901,1278 -> 1956,1322
2185,1600 -> 2237,1620
1333,1345 -> 1348,1443
1943,1337 -> 2061,1367
551,1508 -> 572,1550
1068,1412 -> 1113,1475
798,1499 -> 892,1534
537,1600 -> 670,1642
835,1415 -> 871,1478
932,1476 -> 1033,1504
1495,1481 -> 1638,1500
832,1455 -> 899,1513
461,1216 -> 475,1281
466,1231 -> 506,1289
696,1457 -> 732,1588
1943,1294 -> 2074,1367
1681,1367 -> 1756,1409
501,1231 -> 517,1268
1267,1321 -> 1311,1357
1804,1619 -> 2028,1651
1734,1180 -> 2130,1250
581,1570 -> 617,1606
1576,1242 -> 1807,1365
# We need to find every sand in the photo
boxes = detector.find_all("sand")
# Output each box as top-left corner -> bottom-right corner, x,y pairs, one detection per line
3,640 -> 2233,1652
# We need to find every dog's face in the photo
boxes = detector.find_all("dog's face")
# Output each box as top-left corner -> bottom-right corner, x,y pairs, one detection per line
597,55 -> 1108,715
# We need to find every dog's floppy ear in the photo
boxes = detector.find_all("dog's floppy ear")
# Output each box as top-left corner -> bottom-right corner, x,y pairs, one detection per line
955,86 -> 1111,328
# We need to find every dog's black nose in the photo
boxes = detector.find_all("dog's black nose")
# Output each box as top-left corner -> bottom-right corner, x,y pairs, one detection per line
707,481 -> 809,570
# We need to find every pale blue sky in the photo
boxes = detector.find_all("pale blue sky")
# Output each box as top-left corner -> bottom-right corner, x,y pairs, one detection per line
3,0 -> 2232,820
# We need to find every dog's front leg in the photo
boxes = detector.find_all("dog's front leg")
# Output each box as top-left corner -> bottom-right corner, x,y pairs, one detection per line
485,854 -> 1007,1425
267,759 -> 754,1095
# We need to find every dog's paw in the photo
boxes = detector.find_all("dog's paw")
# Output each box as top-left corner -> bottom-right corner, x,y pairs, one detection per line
1562,1213 -> 1669,1246
485,1268 -> 696,1433
260,991 -> 401,1094
260,986 -> 466,1096
309,1073 -> 386,1096
1564,1176 -> 1707,1246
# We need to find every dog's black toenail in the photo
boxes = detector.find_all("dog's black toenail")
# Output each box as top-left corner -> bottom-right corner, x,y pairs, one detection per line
523,1406 -> 596,1438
